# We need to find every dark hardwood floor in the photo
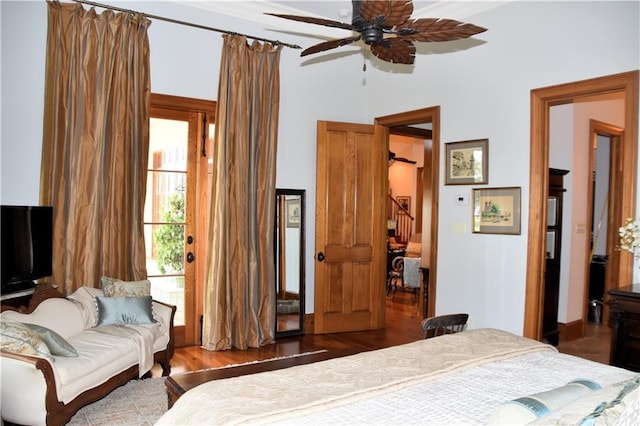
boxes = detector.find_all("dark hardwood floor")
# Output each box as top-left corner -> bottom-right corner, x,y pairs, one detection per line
152,292 -> 612,378
557,322 -> 611,365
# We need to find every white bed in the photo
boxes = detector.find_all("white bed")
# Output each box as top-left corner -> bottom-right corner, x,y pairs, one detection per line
156,329 -> 640,425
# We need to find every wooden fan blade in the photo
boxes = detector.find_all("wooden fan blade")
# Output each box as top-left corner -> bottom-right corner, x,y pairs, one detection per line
370,38 -> 415,64
396,157 -> 417,164
389,151 -> 417,164
402,18 -> 487,42
359,0 -> 413,27
265,13 -> 355,31
301,36 -> 362,56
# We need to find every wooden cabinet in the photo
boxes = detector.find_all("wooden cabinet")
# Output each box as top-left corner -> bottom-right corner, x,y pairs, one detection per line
0,284 -> 64,313
543,168 -> 569,346
608,284 -> 640,372
0,287 -> 34,311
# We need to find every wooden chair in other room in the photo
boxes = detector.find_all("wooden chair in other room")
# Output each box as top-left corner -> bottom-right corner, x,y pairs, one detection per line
386,255 -> 404,296
421,313 -> 469,339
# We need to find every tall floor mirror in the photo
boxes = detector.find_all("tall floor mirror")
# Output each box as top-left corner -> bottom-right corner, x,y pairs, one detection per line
275,188 -> 305,337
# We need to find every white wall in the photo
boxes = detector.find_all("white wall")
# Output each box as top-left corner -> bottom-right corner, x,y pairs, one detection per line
1,1 -> 47,206
0,0 -> 370,315
2,1 -> 639,335
366,1 -> 639,333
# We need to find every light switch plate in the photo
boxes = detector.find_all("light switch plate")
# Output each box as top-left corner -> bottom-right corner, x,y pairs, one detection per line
455,194 -> 469,205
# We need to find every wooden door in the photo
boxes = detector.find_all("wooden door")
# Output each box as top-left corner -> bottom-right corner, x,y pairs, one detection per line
314,121 -> 387,333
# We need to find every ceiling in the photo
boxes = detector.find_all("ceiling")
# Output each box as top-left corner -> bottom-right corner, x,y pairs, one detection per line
268,1 -> 438,21
265,1 -> 504,21
179,1 -> 507,40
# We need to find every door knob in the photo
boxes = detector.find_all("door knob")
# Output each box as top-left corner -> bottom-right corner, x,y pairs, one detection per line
317,252 -> 325,262
187,252 -> 195,263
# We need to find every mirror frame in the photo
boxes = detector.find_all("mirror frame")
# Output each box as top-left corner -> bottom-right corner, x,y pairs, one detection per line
275,188 -> 305,338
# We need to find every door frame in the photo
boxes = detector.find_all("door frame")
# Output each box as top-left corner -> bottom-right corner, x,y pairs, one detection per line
375,106 -> 440,317
524,71 -> 639,340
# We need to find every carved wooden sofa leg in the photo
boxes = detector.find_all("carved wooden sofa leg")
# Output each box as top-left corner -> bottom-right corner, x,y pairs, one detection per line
160,358 -> 172,376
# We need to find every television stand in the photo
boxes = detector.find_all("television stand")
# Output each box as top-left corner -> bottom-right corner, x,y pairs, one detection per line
0,286 -> 35,301
1,283 -> 65,313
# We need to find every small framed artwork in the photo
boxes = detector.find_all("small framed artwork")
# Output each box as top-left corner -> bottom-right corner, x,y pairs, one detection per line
445,139 -> 489,185
472,187 -> 521,235
547,196 -> 558,227
286,197 -> 301,228
396,196 -> 411,214
546,231 -> 556,259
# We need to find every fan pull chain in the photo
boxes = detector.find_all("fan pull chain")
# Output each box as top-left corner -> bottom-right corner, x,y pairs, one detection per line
363,50 -> 367,72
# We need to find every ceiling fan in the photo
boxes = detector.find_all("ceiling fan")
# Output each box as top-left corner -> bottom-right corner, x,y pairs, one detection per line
389,151 -> 416,165
266,0 -> 487,65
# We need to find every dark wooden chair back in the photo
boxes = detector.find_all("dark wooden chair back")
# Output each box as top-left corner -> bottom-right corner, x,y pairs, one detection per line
421,313 -> 469,339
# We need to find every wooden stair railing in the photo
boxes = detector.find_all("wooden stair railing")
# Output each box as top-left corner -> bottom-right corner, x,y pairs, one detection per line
387,195 -> 414,244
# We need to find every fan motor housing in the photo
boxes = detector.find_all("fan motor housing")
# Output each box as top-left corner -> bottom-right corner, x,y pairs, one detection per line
361,25 -> 383,45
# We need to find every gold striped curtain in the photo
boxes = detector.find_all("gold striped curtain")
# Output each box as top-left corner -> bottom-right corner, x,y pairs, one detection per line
202,35 -> 282,350
40,1 -> 151,294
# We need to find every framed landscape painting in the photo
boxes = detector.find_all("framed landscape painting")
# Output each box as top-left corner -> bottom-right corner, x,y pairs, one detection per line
472,187 -> 521,235
445,139 -> 488,185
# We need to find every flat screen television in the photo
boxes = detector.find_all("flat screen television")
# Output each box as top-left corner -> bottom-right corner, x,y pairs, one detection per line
1,205 -> 53,294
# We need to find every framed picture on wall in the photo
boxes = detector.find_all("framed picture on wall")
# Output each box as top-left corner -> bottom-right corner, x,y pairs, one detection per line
472,187 -> 521,234
396,196 -> 411,214
286,197 -> 301,228
548,196 -> 558,227
445,139 -> 489,185
546,231 -> 556,259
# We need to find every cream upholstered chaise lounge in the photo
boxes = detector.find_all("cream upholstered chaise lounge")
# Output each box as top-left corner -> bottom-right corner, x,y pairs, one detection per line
0,282 -> 175,425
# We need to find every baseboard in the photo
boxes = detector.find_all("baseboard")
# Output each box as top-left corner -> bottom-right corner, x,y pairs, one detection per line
559,319 -> 584,341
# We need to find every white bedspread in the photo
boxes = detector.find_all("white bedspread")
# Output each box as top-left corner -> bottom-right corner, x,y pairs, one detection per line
286,350 -> 637,425
155,328 -> 640,425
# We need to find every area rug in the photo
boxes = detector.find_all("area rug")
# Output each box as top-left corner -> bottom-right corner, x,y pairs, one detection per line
68,377 -> 167,425
67,350 -> 329,425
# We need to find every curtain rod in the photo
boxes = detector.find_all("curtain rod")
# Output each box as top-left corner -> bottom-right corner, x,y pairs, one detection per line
72,0 -> 302,49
